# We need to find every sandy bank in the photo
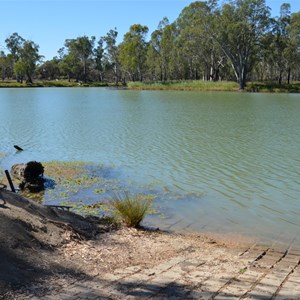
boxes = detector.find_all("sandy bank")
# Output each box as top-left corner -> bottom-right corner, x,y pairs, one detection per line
1,190 -> 299,299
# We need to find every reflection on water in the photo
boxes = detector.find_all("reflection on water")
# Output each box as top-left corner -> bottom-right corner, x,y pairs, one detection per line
0,88 -> 300,244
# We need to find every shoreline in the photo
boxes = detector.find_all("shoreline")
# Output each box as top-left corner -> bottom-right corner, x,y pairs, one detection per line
1,158 -> 299,250
0,80 -> 299,93
1,190 -> 300,299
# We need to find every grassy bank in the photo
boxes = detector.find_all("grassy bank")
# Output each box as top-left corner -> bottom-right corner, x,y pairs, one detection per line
245,82 -> 300,93
0,80 -> 117,88
127,80 -> 240,91
1,79 -> 300,93
128,80 -> 300,93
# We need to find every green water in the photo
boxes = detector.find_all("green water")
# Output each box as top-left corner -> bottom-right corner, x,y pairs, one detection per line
0,88 -> 300,243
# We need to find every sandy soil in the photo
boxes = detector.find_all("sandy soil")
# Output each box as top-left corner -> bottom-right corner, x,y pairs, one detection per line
0,189 -> 250,296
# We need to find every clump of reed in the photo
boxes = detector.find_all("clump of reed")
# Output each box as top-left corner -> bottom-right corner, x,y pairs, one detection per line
127,80 -> 239,91
110,192 -> 152,228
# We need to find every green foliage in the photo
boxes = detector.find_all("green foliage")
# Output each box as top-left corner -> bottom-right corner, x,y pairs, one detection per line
0,81 -> 28,87
215,0 -> 271,89
5,32 -> 25,58
245,81 -> 300,93
110,192 -> 153,228
119,24 -> 149,82
0,52 -> 13,80
0,2 -> 300,88
62,36 -> 95,83
176,2 -> 223,81
36,58 -> 60,80
5,33 -> 41,83
102,28 -> 122,84
0,80 -> 111,88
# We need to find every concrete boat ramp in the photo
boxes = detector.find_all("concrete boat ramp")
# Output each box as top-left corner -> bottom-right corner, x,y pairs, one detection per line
10,238 -> 300,300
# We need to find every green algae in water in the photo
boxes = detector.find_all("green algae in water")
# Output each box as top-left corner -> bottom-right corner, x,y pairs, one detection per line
43,160 -> 117,197
20,160 -> 204,219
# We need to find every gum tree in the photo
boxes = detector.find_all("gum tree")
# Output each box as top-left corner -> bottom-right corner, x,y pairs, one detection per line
213,0 -> 271,89
176,1 -> 224,81
5,33 -> 41,83
64,36 -> 95,83
147,17 -> 170,81
103,28 -> 122,84
94,37 -> 105,82
119,24 -> 149,82
286,11 -> 300,82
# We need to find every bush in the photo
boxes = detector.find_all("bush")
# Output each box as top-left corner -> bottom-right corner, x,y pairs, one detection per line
110,192 -> 152,228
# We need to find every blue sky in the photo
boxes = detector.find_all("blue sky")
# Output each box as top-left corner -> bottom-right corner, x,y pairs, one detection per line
0,0 -> 299,61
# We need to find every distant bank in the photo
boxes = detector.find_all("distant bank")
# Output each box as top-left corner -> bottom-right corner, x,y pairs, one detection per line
0,80 -> 299,93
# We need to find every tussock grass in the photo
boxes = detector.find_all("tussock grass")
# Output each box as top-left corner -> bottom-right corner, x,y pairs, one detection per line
110,192 -> 152,228
128,80 -> 300,93
127,80 -> 239,91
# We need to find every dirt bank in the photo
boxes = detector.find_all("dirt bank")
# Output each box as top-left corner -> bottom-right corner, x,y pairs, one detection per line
1,190 -> 299,300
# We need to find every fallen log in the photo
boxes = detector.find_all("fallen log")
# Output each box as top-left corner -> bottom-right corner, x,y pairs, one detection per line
13,145 -> 23,151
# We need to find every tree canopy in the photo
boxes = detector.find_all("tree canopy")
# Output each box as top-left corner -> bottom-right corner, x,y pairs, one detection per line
1,1 -> 300,88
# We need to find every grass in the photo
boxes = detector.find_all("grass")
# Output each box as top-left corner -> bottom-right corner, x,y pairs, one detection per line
128,80 -> 300,93
110,192 -> 153,228
0,80 -> 118,88
245,81 -> 300,93
127,80 -> 240,91
1,79 -> 299,92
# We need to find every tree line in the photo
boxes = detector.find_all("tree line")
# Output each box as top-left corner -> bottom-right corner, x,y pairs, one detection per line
0,0 -> 300,89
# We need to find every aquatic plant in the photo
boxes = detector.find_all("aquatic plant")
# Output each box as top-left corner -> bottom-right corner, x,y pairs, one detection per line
43,161 -> 117,201
110,192 -> 153,228
0,152 -> 7,159
18,160 -> 201,225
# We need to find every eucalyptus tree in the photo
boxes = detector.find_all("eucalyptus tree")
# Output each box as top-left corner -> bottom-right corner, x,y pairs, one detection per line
37,58 -> 60,80
94,37 -> 105,81
5,32 -> 24,81
159,22 -> 179,80
0,51 -> 13,80
147,29 -> 162,80
102,28 -> 122,84
147,17 -> 170,81
212,0 -> 271,89
259,4 -> 300,84
119,24 -> 149,81
5,33 -> 41,83
285,11 -> 300,82
64,36 -> 95,82
19,41 -> 41,83
146,18 -> 180,81
176,1 -> 224,81
253,29 -> 273,81
0,52 -> 6,80
58,48 -> 81,82
5,32 -> 25,61
269,3 -> 292,84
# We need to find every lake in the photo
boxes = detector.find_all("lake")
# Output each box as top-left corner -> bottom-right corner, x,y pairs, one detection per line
1,88 -> 300,244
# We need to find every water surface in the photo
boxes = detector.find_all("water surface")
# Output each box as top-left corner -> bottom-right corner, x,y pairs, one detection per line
1,88 -> 300,243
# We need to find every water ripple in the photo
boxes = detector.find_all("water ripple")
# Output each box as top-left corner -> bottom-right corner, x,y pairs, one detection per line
1,89 -> 300,243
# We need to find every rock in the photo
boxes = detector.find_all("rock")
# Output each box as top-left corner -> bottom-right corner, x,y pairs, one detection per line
11,161 -> 45,192
11,163 -> 26,181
